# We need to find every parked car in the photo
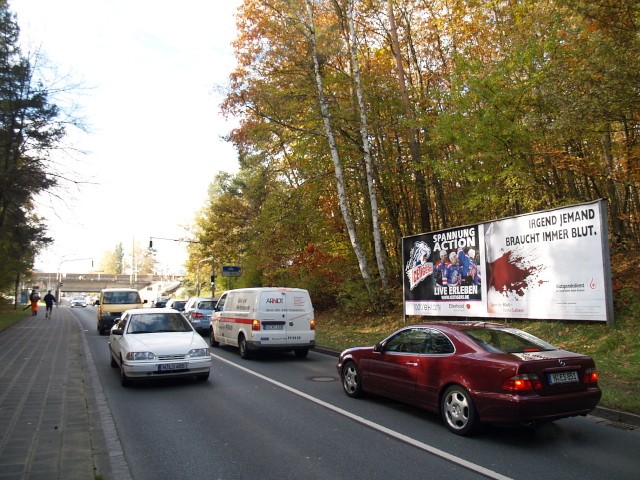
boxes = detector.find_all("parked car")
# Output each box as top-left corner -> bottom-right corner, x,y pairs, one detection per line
108,308 -> 211,386
152,296 -> 170,308
337,322 -> 601,436
183,297 -> 218,335
165,298 -> 187,312
70,296 -> 87,308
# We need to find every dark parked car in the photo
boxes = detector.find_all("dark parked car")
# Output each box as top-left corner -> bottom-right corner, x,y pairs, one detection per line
165,298 -> 187,312
152,296 -> 170,308
337,322 -> 601,436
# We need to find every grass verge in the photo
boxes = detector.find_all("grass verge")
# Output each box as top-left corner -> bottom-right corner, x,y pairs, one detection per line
0,304 -> 30,331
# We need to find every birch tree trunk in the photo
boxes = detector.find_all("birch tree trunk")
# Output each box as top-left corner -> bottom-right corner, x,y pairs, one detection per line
346,0 -> 388,290
387,0 -> 431,232
302,0 -> 373,292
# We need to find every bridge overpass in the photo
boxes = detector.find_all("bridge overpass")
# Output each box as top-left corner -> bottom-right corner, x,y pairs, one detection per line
28,272 -> 185,296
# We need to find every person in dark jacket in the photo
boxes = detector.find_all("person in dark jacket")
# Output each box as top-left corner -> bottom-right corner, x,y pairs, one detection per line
43,290 -> 56,318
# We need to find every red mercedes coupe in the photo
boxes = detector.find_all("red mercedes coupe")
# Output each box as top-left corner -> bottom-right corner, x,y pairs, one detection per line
337,322 -> 601,436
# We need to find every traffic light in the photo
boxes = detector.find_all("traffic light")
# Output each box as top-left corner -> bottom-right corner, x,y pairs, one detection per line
148,240 -> 153,251
210,275 -> 216,286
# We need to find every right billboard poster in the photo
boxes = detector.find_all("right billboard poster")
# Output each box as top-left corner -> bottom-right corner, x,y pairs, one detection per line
403,199 -> 614,323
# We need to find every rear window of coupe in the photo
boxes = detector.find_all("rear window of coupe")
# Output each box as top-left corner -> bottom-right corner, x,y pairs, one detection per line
464,327 -> 556,354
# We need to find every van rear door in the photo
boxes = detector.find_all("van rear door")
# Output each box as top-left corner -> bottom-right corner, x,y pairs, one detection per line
257,290 -> 288,343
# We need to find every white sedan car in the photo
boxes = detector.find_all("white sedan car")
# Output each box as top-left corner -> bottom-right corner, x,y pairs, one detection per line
108,308 -> 211,386
70,296 -> 88,307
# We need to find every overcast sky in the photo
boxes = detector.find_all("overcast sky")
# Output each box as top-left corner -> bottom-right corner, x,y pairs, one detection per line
12,0 -> 241,274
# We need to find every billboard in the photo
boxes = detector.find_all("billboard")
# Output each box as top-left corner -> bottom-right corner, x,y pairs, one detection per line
403,199 -> 613,323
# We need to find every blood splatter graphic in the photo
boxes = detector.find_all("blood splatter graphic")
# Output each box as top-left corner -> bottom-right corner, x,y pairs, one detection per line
487,250 -> 541,297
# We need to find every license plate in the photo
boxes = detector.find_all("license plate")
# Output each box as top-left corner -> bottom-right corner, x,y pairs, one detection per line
263,324 -> 283,330
548,371 -> 579,385
159,362 -> 188,371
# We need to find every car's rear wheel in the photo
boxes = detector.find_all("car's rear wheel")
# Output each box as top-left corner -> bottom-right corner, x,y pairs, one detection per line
210,328 -> 219,347
238,334 -> 251,359
294,348 -> 309,358
110,353 -> 117,368
441,385 -> 478,436
342,361 -> 363,398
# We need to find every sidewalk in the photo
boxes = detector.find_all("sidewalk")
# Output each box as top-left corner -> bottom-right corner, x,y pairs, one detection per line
0,307 -> 125,480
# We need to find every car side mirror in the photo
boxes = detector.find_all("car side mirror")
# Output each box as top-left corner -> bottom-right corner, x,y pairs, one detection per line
111,329 -> 124,336
373,342 -> 384,353
95,300 -> 100,305
143,299 -> 148,303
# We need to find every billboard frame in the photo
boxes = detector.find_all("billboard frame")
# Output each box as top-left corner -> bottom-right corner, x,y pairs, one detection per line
402,199 -> 614,325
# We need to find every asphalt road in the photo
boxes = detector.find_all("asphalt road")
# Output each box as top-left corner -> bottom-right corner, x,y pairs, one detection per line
68,304 -> 640,480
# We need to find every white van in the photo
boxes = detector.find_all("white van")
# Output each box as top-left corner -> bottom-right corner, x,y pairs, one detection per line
210,287 -> 315,358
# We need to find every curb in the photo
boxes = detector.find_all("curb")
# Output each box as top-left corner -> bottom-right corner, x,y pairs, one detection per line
592,406 -> 640,427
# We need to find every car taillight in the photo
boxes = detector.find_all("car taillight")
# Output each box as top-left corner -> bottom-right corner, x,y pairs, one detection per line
252,319 -> 261,331
503,373 -> 543,392
584,368 -> 599,384
310,319 -> 316,330
193,312 -> 204,319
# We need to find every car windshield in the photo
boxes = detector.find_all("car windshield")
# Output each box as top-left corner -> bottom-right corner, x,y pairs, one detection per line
103,291 -> 141,304
464,327 -> 556,354
127,313 -> 192,334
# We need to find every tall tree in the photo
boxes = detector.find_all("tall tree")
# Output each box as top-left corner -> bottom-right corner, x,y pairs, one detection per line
0,2 -> 66,292
344,0 -> 388,290
301,0 -> 374,292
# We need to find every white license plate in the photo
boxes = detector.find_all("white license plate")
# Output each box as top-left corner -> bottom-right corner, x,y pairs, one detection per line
263,324 -> 283,330
548,371 -> 579,385
159,362 -> 188,371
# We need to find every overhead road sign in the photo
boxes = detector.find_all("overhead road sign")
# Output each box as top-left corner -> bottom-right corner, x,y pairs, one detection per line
222,266 -> 242,277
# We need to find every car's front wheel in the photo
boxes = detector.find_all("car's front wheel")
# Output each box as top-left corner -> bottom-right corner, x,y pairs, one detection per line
119,356 -> 130,387
441,385 -> 478,436
342,361 -> 363,398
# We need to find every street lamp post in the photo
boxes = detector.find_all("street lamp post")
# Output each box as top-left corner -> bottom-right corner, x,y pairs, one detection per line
196,256 -> 214,297
57,257 -> 93,303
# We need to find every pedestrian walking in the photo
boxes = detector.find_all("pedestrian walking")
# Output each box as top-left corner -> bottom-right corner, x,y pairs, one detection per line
44,290 -> 56,318
29,289 -> 40,316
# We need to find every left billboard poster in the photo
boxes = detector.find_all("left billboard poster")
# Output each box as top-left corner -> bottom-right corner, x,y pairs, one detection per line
403,224 -> 487,317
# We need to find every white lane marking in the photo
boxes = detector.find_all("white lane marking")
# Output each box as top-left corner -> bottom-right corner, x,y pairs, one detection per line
211,353 -> 512,480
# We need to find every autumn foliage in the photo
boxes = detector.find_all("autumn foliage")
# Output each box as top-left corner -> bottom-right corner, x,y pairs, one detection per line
189,0 -> 640,311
